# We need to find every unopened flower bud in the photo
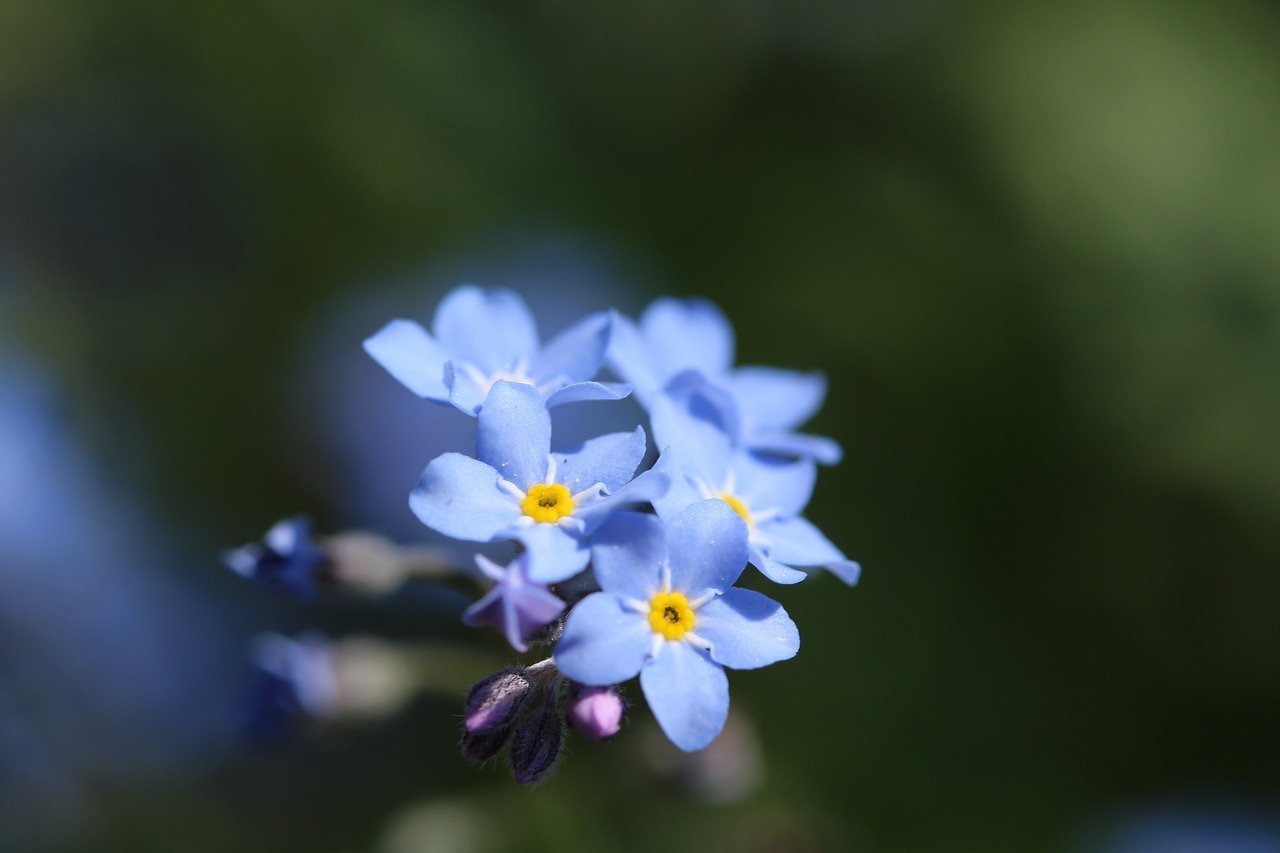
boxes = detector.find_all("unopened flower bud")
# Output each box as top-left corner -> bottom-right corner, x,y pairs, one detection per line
460,728 -> 510,764
566,684 -> 624,741
508,697 -> 564,785
464,668 -> 532,735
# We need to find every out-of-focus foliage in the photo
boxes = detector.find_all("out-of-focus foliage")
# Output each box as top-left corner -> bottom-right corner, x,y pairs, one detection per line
1,0 -> 1278,850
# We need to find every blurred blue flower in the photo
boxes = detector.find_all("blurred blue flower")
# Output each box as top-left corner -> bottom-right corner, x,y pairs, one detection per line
555,501 -> 799,752
609,297 -> 841,464
411,380 -> 667,583
223,516 -> 328,600
0,355 -> 237,844
649,375 -> 860,585
463,553 -> 565,652
240,634 -> 337,741
365,285 -> 630,416
1081,803 -> 1280,853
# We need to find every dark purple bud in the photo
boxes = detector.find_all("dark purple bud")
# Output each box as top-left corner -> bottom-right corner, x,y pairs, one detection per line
566,684 -> 625,741
509,701 -> 564,785
465,668 -> 533,734
460,728 -> 511,763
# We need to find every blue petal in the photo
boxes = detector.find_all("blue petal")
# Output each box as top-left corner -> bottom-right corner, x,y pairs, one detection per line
363,319 -> 450,400
409,453 -> 520,541
748,543 -> 808,585
697,588 -> 799,670
649,374 -> 736,485
476,380 -> 551,489
641,297 -> 735,378
664,500 -> 749,595
544,380 -> 632,408
432,286 -> 538,374
732,453 -> 816,518
589,510 -> 665,600
518,523 -> 590,583
530,312 -> 611,385
649,451 -> 706,520
461,586 -> 504,629
746,429 -> 844,465
443,360 -> 488,416
729,367 -> 827,430
639,640 -> 729,752
506,584 -> 567,649
574,468 -> 670,533
758,516 -> 861,585
555,427 -> 647,494
464,554 -> 565,651
554,593 -> 652,686
605,311 -> 664,404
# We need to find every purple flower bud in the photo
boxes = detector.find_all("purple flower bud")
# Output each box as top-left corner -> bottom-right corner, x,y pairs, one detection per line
566,684 -> 624,741
509,700 -> 564,785
465,668 -> 533,734
460,728 -> 510,764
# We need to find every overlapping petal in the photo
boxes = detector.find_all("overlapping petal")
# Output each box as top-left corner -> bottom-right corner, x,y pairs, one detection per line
589,511 -> 664,600
476,381 -> 551,490
517,523 -> 591,583
729,367 -> 827,430
759,516 -> 861,585
748,543 -> 809,585
544,380 -> 631,408
555,593 -> 652,686
641,298 -> 734,378
733,453 -> 816,519
573,468 -> 670,533
530,312 -> 611,386
604,311 -> 665,403
665,500 -> 749,595
409,453 -> 519,541
555,427 -> 647,495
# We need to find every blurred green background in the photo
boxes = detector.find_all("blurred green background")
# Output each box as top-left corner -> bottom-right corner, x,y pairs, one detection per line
2,0 -> 1279,850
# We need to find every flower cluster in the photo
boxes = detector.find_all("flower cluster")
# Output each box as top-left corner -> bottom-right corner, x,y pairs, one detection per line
227,285 -> 859,783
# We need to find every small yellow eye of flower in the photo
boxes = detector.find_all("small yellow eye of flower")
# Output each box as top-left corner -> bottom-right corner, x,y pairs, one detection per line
718,492 -> 753,529
521,483 -> 574,523
648,591 -> 695,640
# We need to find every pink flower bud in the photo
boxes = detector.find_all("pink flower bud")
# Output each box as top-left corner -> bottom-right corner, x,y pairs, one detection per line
566,684 -> 624,741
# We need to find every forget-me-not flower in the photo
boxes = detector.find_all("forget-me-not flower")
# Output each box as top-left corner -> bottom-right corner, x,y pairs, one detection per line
241,633 -> 336,740
223,517 -> 328,599
607,297 -> 841,464
410,380 -> 668,582
649,375 -> 860,586
364,285 -> 630,416
463,553 -> 565,652
555,501 -> 799,752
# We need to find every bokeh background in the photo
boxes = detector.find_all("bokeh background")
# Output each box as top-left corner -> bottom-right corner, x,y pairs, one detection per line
2,1 -> 1279,850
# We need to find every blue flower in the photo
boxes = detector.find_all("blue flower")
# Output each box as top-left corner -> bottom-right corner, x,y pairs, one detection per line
410,380 -> 668,583
649,376 -> 860,586
554,501 -> 799,752
223,516 -> 328,599
364,285 -> 631,416
240,633 -> 336,740
607,297 -> 841,464
463,553 -> 566,652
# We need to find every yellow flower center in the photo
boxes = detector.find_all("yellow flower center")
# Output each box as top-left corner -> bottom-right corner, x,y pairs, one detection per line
648,591 -> 695,640
718,492 -> 753,529
521,483 -> 574,524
